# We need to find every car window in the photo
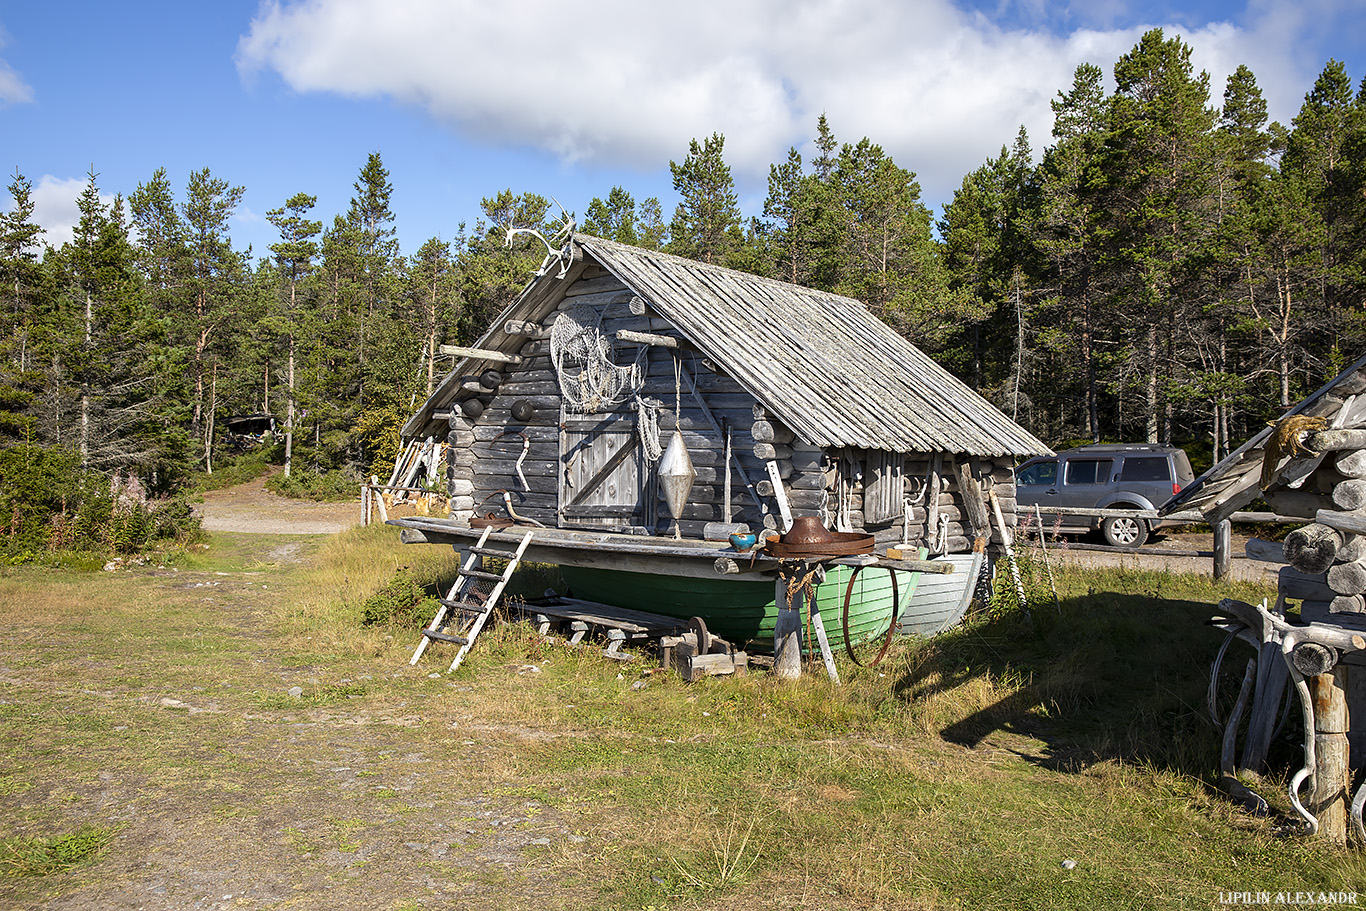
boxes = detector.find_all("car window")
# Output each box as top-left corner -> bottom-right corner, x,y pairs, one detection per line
1017,461 -> 1057,486
1065,459 -> 1112,485
1119,456 -> 1171,482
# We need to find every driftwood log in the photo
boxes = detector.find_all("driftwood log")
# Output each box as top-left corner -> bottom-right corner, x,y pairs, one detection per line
1334,479 -> 1366,511
1327,559 -> 1366,596
1284,524 -> 1344,575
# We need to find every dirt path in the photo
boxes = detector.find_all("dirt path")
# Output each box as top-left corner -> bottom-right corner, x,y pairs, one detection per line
195,476 -> 362,535
0,535 -> 594,911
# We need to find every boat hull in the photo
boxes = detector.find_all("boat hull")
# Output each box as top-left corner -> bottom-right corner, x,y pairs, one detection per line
560,560 -> 968,651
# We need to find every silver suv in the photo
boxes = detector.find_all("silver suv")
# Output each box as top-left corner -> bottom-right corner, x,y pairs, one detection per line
1015,445 -> 1195,547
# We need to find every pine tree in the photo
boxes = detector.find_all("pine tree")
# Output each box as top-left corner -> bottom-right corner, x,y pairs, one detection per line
181,167 -> 246,468
667,133 -> 743,265
266,192 -> 321,478
0,169 -> 44,440
1101,29 -> 1218,443
1034,63 -> 1110,440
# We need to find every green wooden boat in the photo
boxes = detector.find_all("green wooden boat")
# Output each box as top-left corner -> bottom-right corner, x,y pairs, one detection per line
559,562 -> 921,652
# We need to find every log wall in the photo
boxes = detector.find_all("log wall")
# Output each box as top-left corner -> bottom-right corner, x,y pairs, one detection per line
439,261 -> 1016,552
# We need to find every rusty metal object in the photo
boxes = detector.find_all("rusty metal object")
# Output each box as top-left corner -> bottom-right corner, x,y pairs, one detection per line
470,513 -> 514,529
764,531 -> 874,559
842,564 -> 898,667
784,515 -> 833,545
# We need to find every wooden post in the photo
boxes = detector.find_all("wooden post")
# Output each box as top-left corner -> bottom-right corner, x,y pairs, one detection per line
1313,667 -> 1351,845
370,476 -> 389,523
362,484 -> 371,527
1213,518 -> 1232,579
773,569 -> 803,681
807,565 -> 840,684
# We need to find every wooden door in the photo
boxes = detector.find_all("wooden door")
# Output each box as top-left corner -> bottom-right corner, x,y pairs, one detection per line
559,412 -> 649,529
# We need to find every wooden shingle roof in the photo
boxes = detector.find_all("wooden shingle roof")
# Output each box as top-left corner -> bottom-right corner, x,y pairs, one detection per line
405,233 -> 1050,458
1160,351 -> 1366,521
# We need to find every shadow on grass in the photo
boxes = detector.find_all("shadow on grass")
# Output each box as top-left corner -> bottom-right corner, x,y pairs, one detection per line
893,584 -> 1270,780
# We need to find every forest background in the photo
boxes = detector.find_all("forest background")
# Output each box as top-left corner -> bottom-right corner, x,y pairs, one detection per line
4,29 -> 1366,556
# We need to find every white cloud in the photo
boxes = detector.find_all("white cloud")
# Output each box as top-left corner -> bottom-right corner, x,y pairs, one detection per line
0,26 -> 34,105
236,0 -> 1356,208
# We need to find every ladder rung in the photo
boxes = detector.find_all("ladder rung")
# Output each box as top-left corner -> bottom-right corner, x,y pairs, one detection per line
423,630 -> 470,645
439,598 -> 491,613
461,569 -> 505,583
469,545 -> 518,558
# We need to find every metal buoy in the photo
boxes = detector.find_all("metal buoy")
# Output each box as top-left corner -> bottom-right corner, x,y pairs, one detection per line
657,429 -> 696,538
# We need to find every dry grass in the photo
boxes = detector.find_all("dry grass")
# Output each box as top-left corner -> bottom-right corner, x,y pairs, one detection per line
4,527 -> 1366,910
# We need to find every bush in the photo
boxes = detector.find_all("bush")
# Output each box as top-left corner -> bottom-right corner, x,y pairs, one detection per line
0,445 -> 202,561
265,467 -> 361,502
359,566 -> 439,627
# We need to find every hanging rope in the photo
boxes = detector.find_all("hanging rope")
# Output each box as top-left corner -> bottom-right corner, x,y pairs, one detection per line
635,396 -> 664,462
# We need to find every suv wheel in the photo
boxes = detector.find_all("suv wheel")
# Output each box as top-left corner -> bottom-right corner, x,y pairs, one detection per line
1102,514 -> 1148,548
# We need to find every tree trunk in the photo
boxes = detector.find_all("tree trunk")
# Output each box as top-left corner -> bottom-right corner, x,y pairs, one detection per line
284,332 -> 295,479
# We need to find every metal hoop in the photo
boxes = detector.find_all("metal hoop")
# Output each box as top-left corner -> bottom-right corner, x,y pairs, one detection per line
842,564 -> 899,667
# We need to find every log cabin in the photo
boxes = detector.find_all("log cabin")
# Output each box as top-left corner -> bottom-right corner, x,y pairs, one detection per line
400,232 -> 1049,546
392,232 -> 1052,656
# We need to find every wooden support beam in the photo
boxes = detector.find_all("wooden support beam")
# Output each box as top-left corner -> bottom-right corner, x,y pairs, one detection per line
1313,668 -> 1351,845
615,328 -> 692,350
1214,518 -> 1232,580
439,344 -> 524,365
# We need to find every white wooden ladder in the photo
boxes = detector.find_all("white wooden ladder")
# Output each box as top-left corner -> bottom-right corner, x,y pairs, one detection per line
410,527 -> 535,673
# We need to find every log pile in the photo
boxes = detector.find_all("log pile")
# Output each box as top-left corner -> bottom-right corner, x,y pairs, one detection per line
1243,420 -> 1366,845
1277,427 -> 1366,620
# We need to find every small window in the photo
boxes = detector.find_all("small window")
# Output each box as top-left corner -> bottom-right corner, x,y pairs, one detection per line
1065,459 -> 1112,485
1017,461 -> 1057,486
1119,456 -> 1171,482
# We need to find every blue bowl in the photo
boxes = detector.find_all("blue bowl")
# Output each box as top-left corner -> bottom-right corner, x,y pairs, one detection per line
729,532 -> 758,552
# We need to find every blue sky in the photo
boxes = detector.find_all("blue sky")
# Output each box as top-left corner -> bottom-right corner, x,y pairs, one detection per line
3,0 -> 1366,260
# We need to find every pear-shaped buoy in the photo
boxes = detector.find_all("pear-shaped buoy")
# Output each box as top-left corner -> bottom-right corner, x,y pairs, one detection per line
657,429 -> 696,537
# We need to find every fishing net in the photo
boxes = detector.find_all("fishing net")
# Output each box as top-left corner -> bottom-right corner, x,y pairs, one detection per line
550,306 -> 646,414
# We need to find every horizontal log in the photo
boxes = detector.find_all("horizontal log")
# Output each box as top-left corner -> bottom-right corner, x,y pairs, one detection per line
440,344 -> 523,365
615,329 -> 692,351
754,443 -> 793,461
1333,479 -> 1366,511
1339,535 -> 1366,563
1335,449 -> 1366,479
1306,429 -> 1366,452
504,320 -> 548,338
1332,594 -> 1366,614
1284,524 -> 1343,575
1316,509 -> 1366,536
1327,559 -> 1366,596
1279,566 -> 1338,602
1244,538 -> 1287,563
1261,489 -> 1336,519
561,276 -> 630,299
749,421 -> 795,445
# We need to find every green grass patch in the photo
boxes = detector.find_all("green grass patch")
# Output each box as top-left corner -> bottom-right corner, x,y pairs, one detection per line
0,825 -> 121,877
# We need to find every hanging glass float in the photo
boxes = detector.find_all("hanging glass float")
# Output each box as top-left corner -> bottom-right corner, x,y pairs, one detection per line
657,429 -> 696,538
